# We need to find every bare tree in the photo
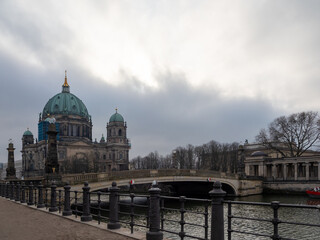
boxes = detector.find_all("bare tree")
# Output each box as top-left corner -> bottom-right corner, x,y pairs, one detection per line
256,111 -> 320,157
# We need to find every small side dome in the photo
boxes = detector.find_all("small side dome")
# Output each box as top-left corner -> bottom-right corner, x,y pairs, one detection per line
251,151 -> 267,157
23,128 -> 33,136
109,109 -> 124,122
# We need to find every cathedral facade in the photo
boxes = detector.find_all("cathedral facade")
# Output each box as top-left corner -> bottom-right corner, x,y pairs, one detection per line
22,73 -> 130,177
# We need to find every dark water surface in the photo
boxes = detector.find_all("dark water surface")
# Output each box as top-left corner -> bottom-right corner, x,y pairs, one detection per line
122,194 -> 320,240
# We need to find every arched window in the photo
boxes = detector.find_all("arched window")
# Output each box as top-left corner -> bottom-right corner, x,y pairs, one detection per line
118,129 -> 122,136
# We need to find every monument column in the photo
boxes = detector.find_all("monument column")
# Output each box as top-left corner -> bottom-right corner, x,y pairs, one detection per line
6,142 -> 17,180
45,121 -> 59,174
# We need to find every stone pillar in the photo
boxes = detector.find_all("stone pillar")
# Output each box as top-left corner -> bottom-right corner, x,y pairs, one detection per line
21,182 -> 26,204
28,182 -> 34,205
294,163 -> 298,181
318,162 -> 320,181
81,182 -> 92,222
10,183 -> 15,200
6,143 -> 17,180
306,162 -> 310,181
37,184 -> 45,208
263,164 -> 268,178
49,182 -> 58,212
272,164 -> 277,179
245,164 -> 250,176
108,182 -> 120,229
209,181 -> 226,240
15,183 -> 20,202
5,183 -> 9,198
146,181 -> 163,240
258,163 -> 264,177
63,184 -> 72,216
283,164 -> 287,180
45,122 -> 59,174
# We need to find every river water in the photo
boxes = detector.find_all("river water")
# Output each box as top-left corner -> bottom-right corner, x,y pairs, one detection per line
120,194 -> 320,240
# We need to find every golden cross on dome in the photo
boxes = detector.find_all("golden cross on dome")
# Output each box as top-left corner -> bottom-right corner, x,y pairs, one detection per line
63,70 -> 69,86
115,108 -> 118,113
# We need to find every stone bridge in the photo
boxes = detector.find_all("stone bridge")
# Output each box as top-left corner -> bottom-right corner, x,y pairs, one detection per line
61,169 -> 263,197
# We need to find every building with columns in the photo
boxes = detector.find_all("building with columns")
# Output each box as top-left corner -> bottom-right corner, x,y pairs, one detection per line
22,72 -> 131,177
241,143 -> 320,181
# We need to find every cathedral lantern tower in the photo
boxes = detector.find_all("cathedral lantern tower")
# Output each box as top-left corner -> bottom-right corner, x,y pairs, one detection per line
106,109 -> 130,170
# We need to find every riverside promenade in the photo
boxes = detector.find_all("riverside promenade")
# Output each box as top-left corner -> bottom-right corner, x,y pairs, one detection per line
0,197 -> 143,240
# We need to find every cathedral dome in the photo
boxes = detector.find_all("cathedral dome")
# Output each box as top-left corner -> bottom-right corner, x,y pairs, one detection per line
42,73 -> 90,120
109,110 -> 124,122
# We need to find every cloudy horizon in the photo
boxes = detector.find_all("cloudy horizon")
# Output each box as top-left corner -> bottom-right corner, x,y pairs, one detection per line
1,0 -> 320,163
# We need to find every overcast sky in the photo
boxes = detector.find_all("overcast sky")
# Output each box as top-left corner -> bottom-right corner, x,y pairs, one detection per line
1,0 -> 320,163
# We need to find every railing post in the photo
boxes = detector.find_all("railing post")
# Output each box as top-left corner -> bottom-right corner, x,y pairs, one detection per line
10,182 -> 15,200
28,182 -> 34,205
5,183 -> 9,198
15,182 -> 20,202
63,183 -> 72,216
49,182 -> 58,212
271,201 -> 280,240
209,181 -> 226,240
146,180 -> 163,240
108,182 -> 120,229
0,183 -> 3,197
81,181 -> 92,221
21,182 -> 26,204
179,196 -> 186,239
37,184 -> 45,208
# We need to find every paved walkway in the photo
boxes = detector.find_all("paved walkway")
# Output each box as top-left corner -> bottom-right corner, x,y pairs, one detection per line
0,197 -> 144,240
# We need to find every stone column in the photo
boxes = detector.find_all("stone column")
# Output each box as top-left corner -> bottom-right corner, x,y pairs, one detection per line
245,164 -> 250,176
263,164 -> 267,178
305,162 -> 310,181
294,163 -> 298,181
272,164 -> 277,180
318,162 -> 320,181
283,164 -> 287,180
258,163 -> 264,177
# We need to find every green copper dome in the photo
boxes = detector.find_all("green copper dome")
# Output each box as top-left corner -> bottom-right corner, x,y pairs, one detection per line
109,110 -> 124,122
42,75 -> 90,119
23,129 -> 33,136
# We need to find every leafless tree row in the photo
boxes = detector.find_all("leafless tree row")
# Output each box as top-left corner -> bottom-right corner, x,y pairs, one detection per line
131,141 -> 239,173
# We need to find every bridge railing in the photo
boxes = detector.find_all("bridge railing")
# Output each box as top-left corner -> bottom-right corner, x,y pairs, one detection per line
60,169 -> 237,185
1,181 -> 320,240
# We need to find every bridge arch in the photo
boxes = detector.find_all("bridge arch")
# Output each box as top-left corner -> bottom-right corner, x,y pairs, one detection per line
89,176 -> 238,197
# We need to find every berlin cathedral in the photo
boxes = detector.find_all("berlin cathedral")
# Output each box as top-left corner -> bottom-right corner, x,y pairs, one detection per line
22,72 -> 130,177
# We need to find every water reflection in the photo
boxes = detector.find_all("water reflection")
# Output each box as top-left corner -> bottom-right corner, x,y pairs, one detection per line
123,194 -> 320,240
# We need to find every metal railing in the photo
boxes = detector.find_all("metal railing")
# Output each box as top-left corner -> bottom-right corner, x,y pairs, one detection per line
1,181 -> 320,240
